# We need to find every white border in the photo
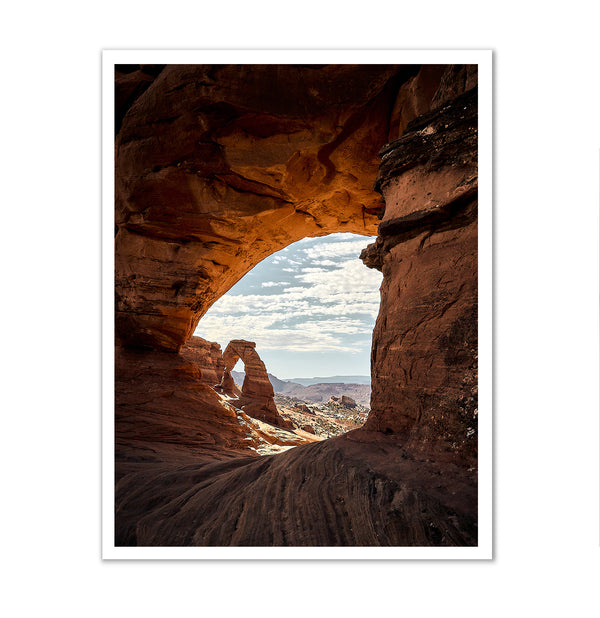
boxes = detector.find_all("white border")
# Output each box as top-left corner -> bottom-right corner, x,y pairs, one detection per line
102,50 -> 493,560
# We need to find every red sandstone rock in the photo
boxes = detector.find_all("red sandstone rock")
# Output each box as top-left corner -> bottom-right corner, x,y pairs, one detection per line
115,432 -> 477,546
340,395 -> 357,408
179,335 -> 225,386
113,65 -> 480,546
388,64 -> 446,140
114,65 -> 424,351
222,340 -> 273,398
362,86 -> 478,465
221,340 -> 292,429
293,403 -> 312,414
220,369 -> 240,397
114,346 -> 254,467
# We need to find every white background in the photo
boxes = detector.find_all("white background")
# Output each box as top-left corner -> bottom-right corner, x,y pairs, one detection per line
1,1 -> 598,616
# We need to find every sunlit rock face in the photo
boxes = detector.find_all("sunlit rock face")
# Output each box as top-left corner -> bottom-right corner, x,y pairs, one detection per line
115,64 -> 424,351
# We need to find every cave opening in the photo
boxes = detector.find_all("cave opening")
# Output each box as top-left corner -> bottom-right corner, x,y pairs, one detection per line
113,62 -> 482,547
194,232 -> 381,449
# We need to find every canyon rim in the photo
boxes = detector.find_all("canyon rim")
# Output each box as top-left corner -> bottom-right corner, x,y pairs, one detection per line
103,50 -> 492,558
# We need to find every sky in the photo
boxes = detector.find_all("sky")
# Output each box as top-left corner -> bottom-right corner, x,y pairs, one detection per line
194,233 -> 382,379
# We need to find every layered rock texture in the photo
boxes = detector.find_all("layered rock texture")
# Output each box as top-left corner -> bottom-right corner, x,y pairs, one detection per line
114,64 -> 479,546
115,64 -> 423,351
361,86 -> 478,466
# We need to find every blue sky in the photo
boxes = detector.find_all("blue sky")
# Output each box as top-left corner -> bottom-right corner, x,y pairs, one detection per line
194,233 -> 382,379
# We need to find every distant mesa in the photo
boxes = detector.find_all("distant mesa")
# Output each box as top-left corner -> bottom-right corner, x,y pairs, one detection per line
231,370 -> 371,406
284,375 -> 371,386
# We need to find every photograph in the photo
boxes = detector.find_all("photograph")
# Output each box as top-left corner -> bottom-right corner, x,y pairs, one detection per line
106,53 -> 491,555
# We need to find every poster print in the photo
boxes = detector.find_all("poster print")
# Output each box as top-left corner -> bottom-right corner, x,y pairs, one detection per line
103,50 -> 492,558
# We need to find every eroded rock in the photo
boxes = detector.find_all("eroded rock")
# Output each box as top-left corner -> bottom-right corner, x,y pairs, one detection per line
114,64 -> 480,546
362,83 -> 478,466
179,335 -> 225,386
114,65 -> 424,351
221,340 -> 292,429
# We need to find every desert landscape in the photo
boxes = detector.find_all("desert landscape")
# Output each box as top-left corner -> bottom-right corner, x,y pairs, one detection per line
114,63 -> 478,546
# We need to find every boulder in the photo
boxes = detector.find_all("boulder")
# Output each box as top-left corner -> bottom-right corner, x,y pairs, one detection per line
293,403 -> 312,414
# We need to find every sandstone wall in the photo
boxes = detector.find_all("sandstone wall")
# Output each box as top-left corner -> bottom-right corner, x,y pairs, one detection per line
362,87 -> 478,465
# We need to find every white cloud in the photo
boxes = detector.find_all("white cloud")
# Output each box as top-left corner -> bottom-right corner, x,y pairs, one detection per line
261,281 -> 291,288
299,267 -> 326,274
196,313 -> 371,353
195,234 -> 382,355
302,238 -> 371,259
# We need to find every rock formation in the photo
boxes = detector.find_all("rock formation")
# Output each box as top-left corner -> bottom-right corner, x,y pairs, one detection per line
361,86 -> 478,465
179,336 -> 224,386
221,340 -> 292,429
115,345 -> 249,468
218,369 -> 239,396
114,63 -> 480,546
340,395 -> 357,408
114,64 -> 423,351
115,434 -> 476,546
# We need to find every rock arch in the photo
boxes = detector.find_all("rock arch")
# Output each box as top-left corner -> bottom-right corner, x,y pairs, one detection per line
115,64 -> 421,351
220,340 -> 291,429
114,63 -> 480,546
221,340 -> 272,399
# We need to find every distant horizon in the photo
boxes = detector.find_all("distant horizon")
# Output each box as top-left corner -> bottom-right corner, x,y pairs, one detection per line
280,374 -> 370,380
194,233 -> 382,377
231,368 -> 371,382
